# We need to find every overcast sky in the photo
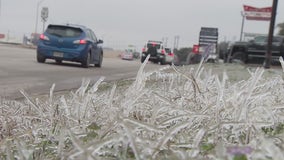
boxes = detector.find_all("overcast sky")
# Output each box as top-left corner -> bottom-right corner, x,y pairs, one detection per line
0,0 -> 283,49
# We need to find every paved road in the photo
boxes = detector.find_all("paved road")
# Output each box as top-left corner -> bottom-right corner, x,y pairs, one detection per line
0,45 -> 163,100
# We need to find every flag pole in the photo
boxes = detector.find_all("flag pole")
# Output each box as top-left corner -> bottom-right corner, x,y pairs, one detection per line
240,11 -> 245,41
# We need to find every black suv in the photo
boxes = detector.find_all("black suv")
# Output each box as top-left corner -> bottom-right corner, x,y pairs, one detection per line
141,40 -> 173,64
224,35 -> 284,63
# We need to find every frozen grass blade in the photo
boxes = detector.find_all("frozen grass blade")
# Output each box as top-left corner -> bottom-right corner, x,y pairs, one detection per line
67,129 -> 95,160
189,128 -> 206,157
123,118 -> 164,134
194,57 -> 205,78
153,121 -> 193,158
19,90 -> 44,116
121,122 -> 141,160
108,84 -> 117,109
57,128 -> 66,158
49,83 -> 55,105
133,54 -> 149,88
1,62 -> 284,159
214,71 -> 228,123
15,139 -> 33,160
237,67 -> 264,122
257,136 -> 284,159
89,76 -> 105,94
279,56 -> 284,73
159,114 -> 210,127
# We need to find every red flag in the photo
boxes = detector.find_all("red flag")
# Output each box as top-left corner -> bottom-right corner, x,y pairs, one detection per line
243,5 -> 272,21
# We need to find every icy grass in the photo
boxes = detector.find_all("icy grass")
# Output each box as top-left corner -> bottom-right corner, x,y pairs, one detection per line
1,57 -> 284,159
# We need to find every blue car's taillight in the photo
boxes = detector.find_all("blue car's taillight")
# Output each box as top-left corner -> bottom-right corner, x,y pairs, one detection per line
73,39 -> 87,44
39,34 -> 49,41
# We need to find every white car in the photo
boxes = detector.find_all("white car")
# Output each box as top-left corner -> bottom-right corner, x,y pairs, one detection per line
164,48 -> 174,64
121,49 -> 134,60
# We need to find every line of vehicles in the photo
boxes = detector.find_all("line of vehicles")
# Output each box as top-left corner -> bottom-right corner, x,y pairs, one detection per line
36,23 -> 284,68
37,23 -> 176,68
120,40 -> 175,65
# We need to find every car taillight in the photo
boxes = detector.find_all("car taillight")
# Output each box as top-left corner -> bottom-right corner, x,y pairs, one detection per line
142,48 -> 146,52
161,49 -> 165,54
193,45 -> 199,54
73,39 -> 87,44
39,34 -> 49,41
169,53 -> 174,57
80,40 -> 87,44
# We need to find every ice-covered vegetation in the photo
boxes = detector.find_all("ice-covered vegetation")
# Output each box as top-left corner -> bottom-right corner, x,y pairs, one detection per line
1,57 -> 284,159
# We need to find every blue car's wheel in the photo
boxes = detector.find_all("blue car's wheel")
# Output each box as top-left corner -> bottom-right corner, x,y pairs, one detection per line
82,52 -> 90,68
95,53 -> 103,68
37,52 -> 46,63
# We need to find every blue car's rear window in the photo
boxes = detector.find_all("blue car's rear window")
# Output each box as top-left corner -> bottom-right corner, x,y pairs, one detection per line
46,25 -> 83,38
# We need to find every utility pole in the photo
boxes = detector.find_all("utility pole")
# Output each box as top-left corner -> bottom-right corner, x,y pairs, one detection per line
7,30 -> 9,42
263,0 -> 278,69
173,35 -> 180,50
164,37 -> 168,47
0,0 -> 2,17
240,11 -> 245,41
35,0 -> 45,34
173,37 -> 176,50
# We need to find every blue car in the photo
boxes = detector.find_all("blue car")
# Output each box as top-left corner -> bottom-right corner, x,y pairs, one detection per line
37,24 -> 103,68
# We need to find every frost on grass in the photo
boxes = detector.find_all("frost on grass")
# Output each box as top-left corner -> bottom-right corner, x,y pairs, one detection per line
1,58 -> 284,159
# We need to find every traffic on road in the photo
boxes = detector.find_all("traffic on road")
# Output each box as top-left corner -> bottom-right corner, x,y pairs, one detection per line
0,44 -> 163,100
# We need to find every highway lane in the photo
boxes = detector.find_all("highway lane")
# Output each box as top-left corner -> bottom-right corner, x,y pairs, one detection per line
0,45 -> 163,100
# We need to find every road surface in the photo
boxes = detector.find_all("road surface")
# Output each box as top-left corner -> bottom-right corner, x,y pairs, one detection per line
0,44 -> 163,100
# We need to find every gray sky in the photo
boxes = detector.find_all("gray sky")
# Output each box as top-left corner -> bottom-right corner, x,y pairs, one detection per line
0,0 -> 283,49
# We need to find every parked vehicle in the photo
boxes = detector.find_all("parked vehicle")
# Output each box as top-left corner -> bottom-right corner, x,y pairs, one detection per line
36,24 -> 103,68
225,35 -> 284,63
141,40 -> 173,65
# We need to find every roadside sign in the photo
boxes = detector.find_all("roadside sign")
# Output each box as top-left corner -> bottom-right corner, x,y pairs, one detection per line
243,5 -> 272,21
41,7 -> 48,21
199,27 -> 218,51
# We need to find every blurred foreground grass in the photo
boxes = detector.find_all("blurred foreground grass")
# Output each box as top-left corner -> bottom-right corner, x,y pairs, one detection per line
1,61 -> 284,160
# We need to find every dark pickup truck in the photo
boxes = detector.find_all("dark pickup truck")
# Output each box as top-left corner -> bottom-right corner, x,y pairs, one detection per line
225,35 -> 284,63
